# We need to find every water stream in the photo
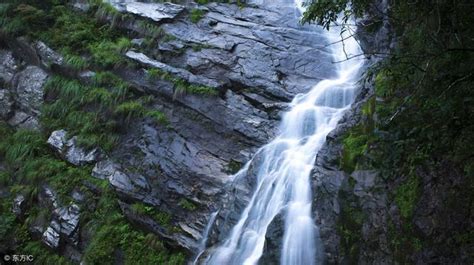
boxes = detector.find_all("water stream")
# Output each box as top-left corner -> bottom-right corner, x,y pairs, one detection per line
203,2 -> 365,264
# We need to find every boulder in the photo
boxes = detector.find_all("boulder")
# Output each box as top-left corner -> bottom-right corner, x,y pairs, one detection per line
7,111 -> 39,130
0,50 -> 18,84
34,41 -> 64,68
13,65 -> 48,116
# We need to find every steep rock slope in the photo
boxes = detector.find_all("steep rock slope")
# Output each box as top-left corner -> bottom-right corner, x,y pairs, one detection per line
0,0 -> 340,263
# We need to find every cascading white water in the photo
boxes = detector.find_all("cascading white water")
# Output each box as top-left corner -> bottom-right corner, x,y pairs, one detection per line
204,1 -> 365,264
193,211 -> 219,265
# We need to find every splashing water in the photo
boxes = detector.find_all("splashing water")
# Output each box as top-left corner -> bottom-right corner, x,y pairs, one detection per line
204,1 -> 365,264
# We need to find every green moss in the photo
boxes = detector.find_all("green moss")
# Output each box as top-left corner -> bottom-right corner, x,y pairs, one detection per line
130,202 -> 173,229
178,198 -> 197,211
189,9 -> 205,23
337,191 -> 364,263
146,110 -> 169,125
374,70 -> 390,98
394,175 -> 420,219
341,130 -> 368,173
227,160 -> 242,174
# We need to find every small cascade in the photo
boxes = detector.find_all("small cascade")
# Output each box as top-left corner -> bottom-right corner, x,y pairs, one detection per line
192,211 -> 219,265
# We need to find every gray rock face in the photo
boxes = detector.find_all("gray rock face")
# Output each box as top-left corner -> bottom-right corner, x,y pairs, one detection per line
47,130 -> 101,166
99,0 -> 338,256
126,51 -> 221,88
92,159 -> 152,201
106,1 -> 185,22
115,2 -> 336,101
13,65 -> 48,116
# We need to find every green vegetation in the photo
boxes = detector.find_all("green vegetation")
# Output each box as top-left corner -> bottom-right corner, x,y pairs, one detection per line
88,38 -> 132,68
227,160 -> 242,174
178,198 -> 197,211
0,121 -> 185,264
0,1 -> 185,263
341,130 -> 368,173
306,0 -> 474,262
190,9 -> 205,23
83,189 -> 184,265
130,202 -> 173,228
146,68 -> 218,98
337,189 -> 364,263
394,175 -> 420,219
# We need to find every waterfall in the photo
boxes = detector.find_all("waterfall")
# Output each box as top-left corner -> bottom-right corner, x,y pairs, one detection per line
193,211 -> 219,265
202,2 -> 365,264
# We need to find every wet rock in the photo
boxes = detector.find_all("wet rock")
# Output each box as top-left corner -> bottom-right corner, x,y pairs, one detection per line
106,1 -> 185,22
12,65 -> 48,116
261,213 -> 284,264
12,194 -> 26,216
159,2 -> 335,100
47,129 -> 101,166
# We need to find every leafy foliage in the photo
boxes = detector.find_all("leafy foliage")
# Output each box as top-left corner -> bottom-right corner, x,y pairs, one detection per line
306,0 -> 474,262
